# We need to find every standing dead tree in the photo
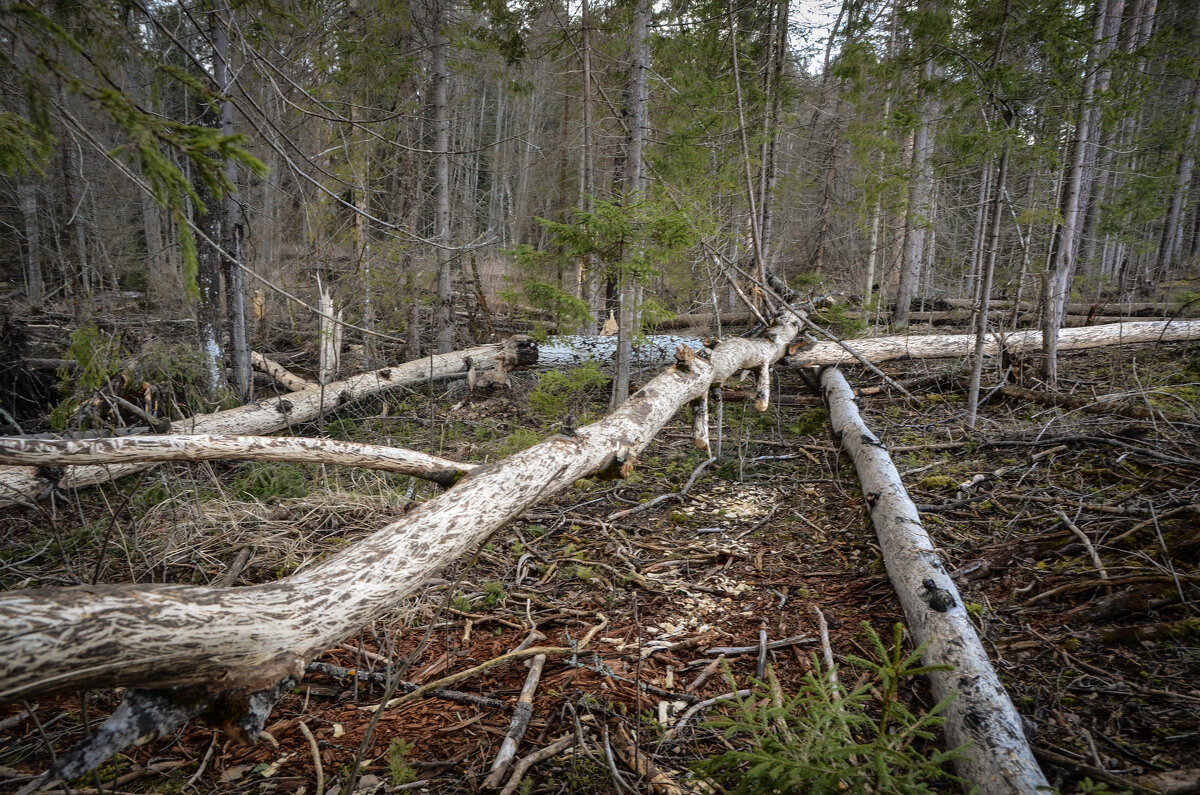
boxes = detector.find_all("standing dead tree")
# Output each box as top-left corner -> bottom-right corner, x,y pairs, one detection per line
0,318 -> 801,787
822,367 -> 1048,794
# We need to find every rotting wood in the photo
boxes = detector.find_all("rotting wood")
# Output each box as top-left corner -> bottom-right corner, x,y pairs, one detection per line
0,435 -> 476,487
821,367 -> 1049,794
0,335 -> 536,507
250,351 -> 313,392
0,320 -> 799,782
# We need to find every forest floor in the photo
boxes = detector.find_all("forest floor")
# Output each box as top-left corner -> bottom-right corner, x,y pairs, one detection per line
2,322 -> 1199,794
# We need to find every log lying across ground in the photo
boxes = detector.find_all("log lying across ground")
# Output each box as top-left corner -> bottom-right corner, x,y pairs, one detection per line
822,367 -> 1048,794
787,320 -> 1200,367
0,318 -> 801,783
0,436 -> 476,487
0,336 -> 535,508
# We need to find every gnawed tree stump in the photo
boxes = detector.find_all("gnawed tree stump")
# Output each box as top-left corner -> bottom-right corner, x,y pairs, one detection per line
0,319 -> 800,783
0,336 -> 535,507
0,435 -> 476,487
821,367 -> 1048,794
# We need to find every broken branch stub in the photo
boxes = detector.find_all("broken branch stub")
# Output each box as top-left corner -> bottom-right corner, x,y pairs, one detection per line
0,320 -> 800,707
821,367 -> 1048,794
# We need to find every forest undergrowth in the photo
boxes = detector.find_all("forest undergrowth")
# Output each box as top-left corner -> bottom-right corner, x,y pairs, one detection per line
1,328 -> 1199,795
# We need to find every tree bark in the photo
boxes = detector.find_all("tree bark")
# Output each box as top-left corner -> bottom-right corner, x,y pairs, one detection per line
433,0 -> 454,354
0,320 -> 800,704
788,320 -> 1200,368
1043,0 -> 1118,385
823,367 -> 1048,793
966,140 -> 1009,428
214,0 -> 251,403
894,46 -> 937,329
19,182 -> 43,310
0,337 -> 536,507
0,435 -> 474,487
613,0 -> 649,409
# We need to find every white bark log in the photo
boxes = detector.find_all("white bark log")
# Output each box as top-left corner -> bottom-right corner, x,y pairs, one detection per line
788,320 -> 1200,367
249,351 -> 313,392
822,368 -> 1048,794
540,321 -> 1200,372
0,321 -> 800,702
0,338 -> 534,507
0,436 -> 475,487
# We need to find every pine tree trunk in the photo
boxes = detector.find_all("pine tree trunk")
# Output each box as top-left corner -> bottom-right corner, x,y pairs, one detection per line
894,55 -> 936,330
1042,0 -> 1114,385
613,0 -> 649,409
215,1 -> 251,403
19,183 -> 43,310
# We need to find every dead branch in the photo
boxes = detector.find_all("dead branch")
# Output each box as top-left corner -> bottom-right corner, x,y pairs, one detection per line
483,654 -> 546,788
0,435 -> 476,487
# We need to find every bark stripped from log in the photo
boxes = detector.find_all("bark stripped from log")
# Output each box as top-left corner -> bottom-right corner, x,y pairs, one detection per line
0,435 -> 475,487
0,336 -> 535,507
821,367 -> 1047,793
0,320 -> 800,781
788,320 -> 1200,368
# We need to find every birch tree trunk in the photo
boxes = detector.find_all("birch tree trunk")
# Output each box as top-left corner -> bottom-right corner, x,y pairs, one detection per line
822,368 -> 1048,794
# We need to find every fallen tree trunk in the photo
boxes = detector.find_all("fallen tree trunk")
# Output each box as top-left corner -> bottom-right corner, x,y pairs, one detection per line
249,351 -> 313,392
0,318 -> 799,701
0,336 -> 535,507
0,435 -> 475,487
822,367 -> 1048,794
533,321 -> 1200,374
787,320 -> 1200,367
942,297 -> 1197,316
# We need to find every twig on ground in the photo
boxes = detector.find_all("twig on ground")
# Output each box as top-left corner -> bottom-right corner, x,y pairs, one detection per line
298,722 -> 324,795
498,734 -> 581,795
483,654 -> 547,788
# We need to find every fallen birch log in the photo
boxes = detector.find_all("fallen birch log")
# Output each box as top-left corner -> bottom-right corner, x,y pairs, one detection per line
0,435 -> 476,487
821,367 -> 1048,794
0,319 -> 801,784
0,336 -> 536,508
535,321 -> 1200,374
788,320 -> 1200,367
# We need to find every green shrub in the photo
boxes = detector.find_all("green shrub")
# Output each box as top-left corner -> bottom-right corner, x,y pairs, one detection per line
693,623 -> 966,794
528,361 -> 609,419
230,462 -> 311,502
